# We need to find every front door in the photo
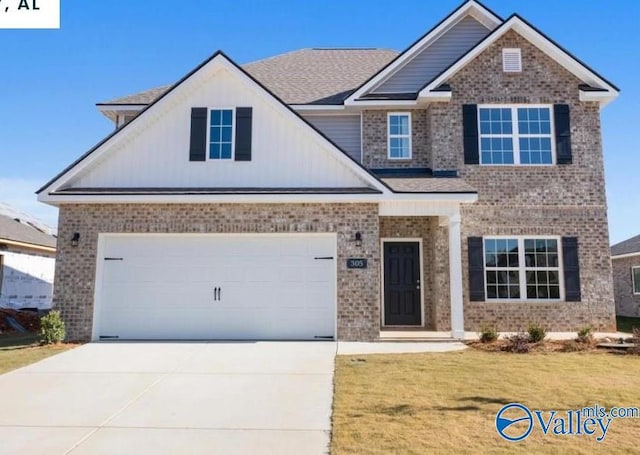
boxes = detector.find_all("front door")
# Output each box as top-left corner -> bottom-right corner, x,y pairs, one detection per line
383,241 -> 422,326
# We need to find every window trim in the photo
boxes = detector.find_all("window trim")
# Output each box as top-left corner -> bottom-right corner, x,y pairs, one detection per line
477,104 -> 556,166
633,266 -> 640,295
207,107 -> 236,161
387,112 -> 412,160
483,235 -> 564,302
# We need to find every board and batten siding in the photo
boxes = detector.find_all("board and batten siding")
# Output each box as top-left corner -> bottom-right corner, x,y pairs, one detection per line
303,114 -> 362,162
67,68 -> 370,189
374,16 -> 491,94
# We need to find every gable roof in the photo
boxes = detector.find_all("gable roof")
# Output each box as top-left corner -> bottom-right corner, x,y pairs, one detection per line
0,214 -> 57,250
38,50 -> 390,199
611,235 -> 640,257
345,0 -> 503,104
98,48 -> 398,109
418,14 -> 619,103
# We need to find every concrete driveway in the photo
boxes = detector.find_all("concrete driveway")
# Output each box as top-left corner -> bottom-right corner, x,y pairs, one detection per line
0,342 -> 336,455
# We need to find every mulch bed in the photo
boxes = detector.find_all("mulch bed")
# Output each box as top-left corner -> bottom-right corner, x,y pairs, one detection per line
467,338 -> 640,354
0,309 -> 42,334
468,339 -> 571,353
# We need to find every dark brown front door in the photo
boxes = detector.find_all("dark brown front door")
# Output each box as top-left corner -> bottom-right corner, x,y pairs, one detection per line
384,241 -> 421,326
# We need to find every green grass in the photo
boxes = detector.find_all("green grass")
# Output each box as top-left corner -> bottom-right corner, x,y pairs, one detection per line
617,316 -> 640,334
0,333 -> 75,374
332,350 -> 640,454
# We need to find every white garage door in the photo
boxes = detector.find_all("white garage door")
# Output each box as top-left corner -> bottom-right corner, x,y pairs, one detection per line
93,234 -> 336,340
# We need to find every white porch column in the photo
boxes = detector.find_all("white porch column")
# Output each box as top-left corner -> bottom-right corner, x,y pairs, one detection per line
448,211 -> 465,339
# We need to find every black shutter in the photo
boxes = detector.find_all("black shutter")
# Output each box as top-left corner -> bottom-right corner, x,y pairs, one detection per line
468,237 -> 485,301
463,104 -> 479,164
234,107 -> 252,161
189,107 -> 207,161
554,104 -> 572,164
562,236 -> 581,301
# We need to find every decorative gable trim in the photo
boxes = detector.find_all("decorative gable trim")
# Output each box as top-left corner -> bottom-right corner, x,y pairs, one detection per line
344,0 -> 502,105
38,52 -> 390,201
418,14 -> 619,106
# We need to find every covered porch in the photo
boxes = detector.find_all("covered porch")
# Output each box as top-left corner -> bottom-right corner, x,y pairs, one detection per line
378,177 -> 477,340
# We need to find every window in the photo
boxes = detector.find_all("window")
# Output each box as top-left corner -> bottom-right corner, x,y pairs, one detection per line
633,267 -> 640,295
484,237 -> 562,301
479,105 -> 554,165
387,113 -> 411,159
502,48 -> 522,72
209,109 -> 234,160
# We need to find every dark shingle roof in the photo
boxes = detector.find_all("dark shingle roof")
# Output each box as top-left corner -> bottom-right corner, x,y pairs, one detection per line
100,48 -> 399,106
611,235 -> 640,257
0,215 -> 57,249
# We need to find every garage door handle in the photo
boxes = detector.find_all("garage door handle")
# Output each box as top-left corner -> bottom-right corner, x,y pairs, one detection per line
314,256 -> 334,260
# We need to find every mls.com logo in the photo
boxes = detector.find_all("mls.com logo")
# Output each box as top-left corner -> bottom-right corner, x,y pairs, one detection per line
495,403 -> 534,441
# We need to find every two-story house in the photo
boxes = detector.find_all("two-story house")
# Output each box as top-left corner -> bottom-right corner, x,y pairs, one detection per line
38,1 -> 618,341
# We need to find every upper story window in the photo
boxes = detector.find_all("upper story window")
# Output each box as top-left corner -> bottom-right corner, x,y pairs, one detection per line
387,113 -> 411,159
209,109 -> 234,160
484,236 -> 562,301
633,267 -> 640,295
479,105 -> 554,165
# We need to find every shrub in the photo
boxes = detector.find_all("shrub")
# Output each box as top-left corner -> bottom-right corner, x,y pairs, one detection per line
503,333 -> 531,353
632,328 -> 640,344
576,326 -> 594,344
563,340 -> 590,352
478,326 -> 499,343
527,324 -> 547,343
40,310 -> 65,344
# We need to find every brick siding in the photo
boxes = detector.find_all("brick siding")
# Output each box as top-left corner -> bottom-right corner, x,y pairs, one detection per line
612,256 -> 640,317
361,30 -> 616,332
54,203 -> 381,341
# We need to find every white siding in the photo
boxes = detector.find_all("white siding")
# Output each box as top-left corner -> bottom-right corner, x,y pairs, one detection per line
375,16 -> 490,94
67,68 -> 371,190
0,251 -> 55,310
303,114 -> 362,162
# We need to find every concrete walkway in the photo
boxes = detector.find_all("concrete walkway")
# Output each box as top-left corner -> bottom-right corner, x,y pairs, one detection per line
0,342 -> 336,455
337,341 -> 467,355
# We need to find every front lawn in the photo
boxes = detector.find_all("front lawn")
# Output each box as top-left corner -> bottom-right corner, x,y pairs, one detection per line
618,316 -> 640,333
332,350 -> 640,454
0,333 -> 75,375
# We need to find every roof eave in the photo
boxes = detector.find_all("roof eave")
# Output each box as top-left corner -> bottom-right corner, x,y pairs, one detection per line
579,89 -> 618,107
0,237 -> 56,252
611,251 -> 640,260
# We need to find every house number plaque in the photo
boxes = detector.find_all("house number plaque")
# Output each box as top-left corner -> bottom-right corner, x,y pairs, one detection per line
347,258 -> 368,269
